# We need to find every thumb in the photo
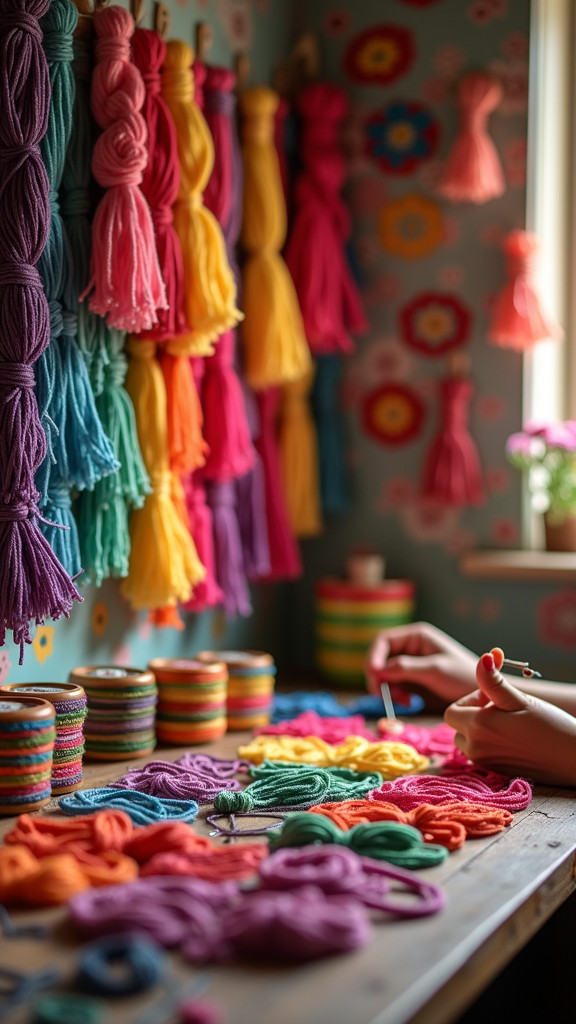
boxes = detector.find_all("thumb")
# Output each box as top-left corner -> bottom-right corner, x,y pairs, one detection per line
476,652 -> 526,712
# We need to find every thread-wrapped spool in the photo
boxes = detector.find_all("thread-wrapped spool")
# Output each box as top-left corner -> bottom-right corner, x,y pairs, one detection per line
149,659 -> 228,745
0,696 -> 56,815
69,667 -> 157,762
314,578 -> 415,686
0,682 -> 86,794
197,650 -> 276,731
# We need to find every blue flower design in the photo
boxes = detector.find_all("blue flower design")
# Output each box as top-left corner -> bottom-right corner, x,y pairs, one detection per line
366,101 -> 440,174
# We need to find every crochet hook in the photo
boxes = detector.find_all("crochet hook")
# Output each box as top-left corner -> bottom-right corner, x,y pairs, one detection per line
501,658 -> 542,679
380,681 -> 396,720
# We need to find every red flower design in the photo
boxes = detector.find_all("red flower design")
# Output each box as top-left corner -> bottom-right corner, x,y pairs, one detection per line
400,292 -> 471,356
538,590 -> 576,650
362,383 -> 425,445
344,24 -> 415,86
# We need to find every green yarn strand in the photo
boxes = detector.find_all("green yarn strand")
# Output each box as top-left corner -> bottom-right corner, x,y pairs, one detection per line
213,761 -> 383,813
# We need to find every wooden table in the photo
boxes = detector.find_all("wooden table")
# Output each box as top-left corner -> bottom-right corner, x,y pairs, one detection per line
2,729 -> 576,1024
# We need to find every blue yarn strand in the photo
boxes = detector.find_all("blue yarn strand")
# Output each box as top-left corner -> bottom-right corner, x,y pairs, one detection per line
312,354 -> 350,515
59,787 -> 199,825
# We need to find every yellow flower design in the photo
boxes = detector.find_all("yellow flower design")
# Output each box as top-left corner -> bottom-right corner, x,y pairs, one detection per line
414,306 -> 455,345
358,37 -> 399,77
363,384 -> 424,446
33,625 -> 54,665
91,600 -> 109,638
378,194 -> 444,260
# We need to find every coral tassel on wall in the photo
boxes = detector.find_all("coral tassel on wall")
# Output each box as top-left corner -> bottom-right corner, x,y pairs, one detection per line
437,71 -> 505,205
488,230 -> 563,351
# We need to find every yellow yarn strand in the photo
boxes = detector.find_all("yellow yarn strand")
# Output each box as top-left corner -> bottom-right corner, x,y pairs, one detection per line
240,86 -> 311,389
278,367 -> 323,536
162,40 -> 241,356
238,735 -> 429,779
122,339 -> 205,611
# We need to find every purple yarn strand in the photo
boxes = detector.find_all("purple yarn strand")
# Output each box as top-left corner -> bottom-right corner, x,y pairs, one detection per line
0,0 -> 81,662
112,756 -> 245,803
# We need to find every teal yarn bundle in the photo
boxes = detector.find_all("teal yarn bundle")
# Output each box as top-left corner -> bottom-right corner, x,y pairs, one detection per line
66,29 -> 149,586
35,0 -> 118,578
59,786 -> 199,825
268,813 -> 449,869
213,760 -> 383,812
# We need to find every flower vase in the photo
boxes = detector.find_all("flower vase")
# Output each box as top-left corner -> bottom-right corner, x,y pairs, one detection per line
544,513 -> 576,552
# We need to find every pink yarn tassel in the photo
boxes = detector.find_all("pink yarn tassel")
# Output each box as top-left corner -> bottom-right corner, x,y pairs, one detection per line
437,71 -> 504,204
488,230 -> 563,350
81,5 -> 167,332
203,331 -> 255,481
421,375 -> 484,507
254,389 -> 301,582
182,474 -> 224,612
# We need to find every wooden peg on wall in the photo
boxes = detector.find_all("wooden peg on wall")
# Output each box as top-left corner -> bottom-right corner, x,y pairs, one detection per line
234,52 -> 250,93
154,1 -> 170,38
195,21 -> 213,62
72,0 -> 94,35
130,0 -> 146,27
72,0 -> 94,13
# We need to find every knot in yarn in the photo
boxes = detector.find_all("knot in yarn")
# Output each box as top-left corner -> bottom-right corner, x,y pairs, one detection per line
214,789 -> 254,813
91,113 -> 147,188
0,362 -> 36,389
0,10 -> 44,43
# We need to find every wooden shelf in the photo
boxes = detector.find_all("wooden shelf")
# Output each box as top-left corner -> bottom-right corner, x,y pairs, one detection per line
460,549 -> 576,582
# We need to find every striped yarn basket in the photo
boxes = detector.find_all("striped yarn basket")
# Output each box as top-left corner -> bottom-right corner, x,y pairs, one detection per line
69,667 -> 158,762
0,682 -> 86,794
314,578 -> 415,686
197,650 -> 276,731
149,659 -> 228,745
0,696 -> 56,815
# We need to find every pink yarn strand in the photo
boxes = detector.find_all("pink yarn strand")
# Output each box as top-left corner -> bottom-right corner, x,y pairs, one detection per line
81,5 -> 167,332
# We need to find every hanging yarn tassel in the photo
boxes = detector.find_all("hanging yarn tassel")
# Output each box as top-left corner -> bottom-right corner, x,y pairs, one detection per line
81,4 -> 166,332
75,331 -> 150,586
0,0 -> 81,661
236,389 -> 271,580
122,340 -> 205,612
488,230 -> 563,350
132,27 -> 188,343
239,86 -> 311,390
162,42 -> 241,357
437,71 -> 505,204
207,480 -> 252,618
421,355 -> 484,507
254,390 -> 301,581
278,370 -> 322,537
274,95 -> 291,207
285,83 -> 367,355
202,66 -> 254,482
312,354 -> 349,515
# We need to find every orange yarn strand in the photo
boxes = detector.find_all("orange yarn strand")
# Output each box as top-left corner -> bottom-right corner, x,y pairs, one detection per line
0,844 -> 137,907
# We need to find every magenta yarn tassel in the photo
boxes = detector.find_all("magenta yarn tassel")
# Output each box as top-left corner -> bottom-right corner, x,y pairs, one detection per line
207,479 -> 252,618
254,389 -> 301,582
0,0 -> 81,661
182,474 -> 223,612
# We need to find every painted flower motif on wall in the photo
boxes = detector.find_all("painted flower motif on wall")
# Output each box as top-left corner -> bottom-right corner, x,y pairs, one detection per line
216,0 -> 253,52
322,8 -> 351,37
400,293 -> 471,356
488,60 -> 529,115
375,475 -> 415,512
362,383 -> 425,445
343,24 -> 416,86
91,600 -> 109,638
467,0 -> 507,26
378,194 -> 444,260
0,650 -> 11,685
366,101 -> 440,175
437,265 -> 464,288
537,590 -> 576,650
354,336 -> 416,387
400,500 -> 460,543
33,625 -> 54,665
432,44 -> 466,79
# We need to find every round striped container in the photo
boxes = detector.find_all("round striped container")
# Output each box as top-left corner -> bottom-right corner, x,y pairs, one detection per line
149,659 -> 228,745
197,650 -> 276,731
314,578 -> 415,686
69,667 -> 157,762
0,682 -> 87,794
0,696 -> 55,815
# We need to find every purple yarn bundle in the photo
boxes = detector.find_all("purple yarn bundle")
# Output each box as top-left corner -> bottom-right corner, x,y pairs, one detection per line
176,752 -> 250,778
0,0 -> 80,662
112,757 -> 245,803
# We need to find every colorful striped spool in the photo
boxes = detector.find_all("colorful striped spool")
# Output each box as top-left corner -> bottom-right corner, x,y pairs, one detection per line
197,650 -> 276,731
0,696 -> 56,815
314,578 -> 415,686
69,667 -> 157,762
0,682 -> 87,794
149,659 -> 228,745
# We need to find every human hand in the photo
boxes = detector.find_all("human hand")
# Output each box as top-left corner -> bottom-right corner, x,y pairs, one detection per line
365,622 -> 477,706
444,652 -> 576,786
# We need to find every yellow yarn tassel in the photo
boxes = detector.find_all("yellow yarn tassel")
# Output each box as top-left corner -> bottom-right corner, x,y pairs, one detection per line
122,339 -> 205,611
240,86 -> 311,390
162,40 -> 241,356
237,735 -> 429,779
278,367 -> 323,537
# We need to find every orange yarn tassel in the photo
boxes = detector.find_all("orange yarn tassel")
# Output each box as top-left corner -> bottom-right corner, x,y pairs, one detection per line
162,41 -> 241,356
158,351 -> 208,475
240,87 -> 311,390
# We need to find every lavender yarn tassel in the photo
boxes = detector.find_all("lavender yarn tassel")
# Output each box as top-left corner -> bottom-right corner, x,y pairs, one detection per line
207,479 -> 252,618
0,0 -> 81,660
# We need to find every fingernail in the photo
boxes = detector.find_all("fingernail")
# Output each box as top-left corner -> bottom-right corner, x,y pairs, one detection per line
482,652 -> 495,671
